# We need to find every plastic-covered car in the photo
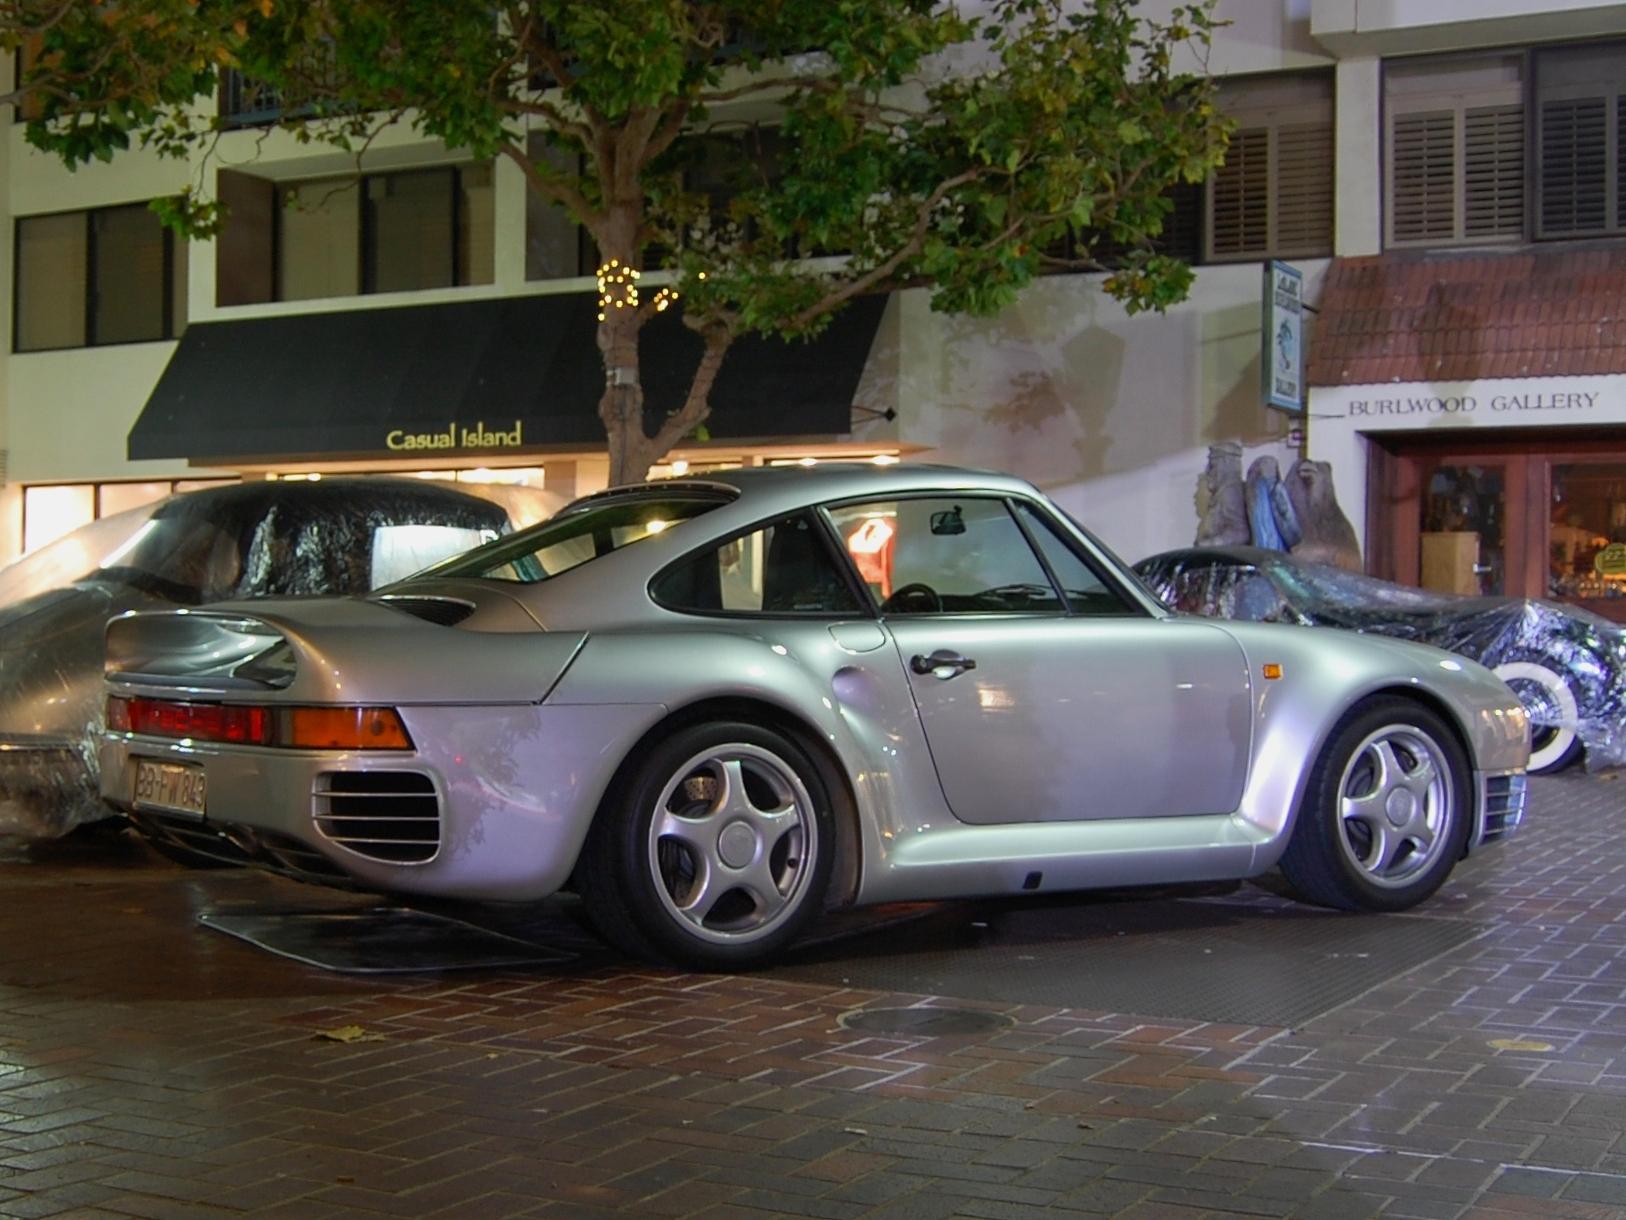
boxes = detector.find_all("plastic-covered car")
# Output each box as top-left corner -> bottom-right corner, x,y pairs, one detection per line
0,477 -> 553,839
1134,545 -> 1626,774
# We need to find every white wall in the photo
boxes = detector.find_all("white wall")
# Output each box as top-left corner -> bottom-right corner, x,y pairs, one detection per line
1312,0 -> 1626,54
880,261 -> 1329,562
6,344 -> 209,485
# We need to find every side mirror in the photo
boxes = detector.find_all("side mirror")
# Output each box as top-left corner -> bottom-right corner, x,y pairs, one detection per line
929,506 -> 965,536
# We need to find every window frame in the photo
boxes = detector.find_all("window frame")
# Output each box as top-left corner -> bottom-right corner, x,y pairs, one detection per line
1203,70 -> 1336,265
1378,40 -> 1626,252
12,201 -> 183,354
1383,50 -> 1528,250
815,490 -> 1152,620
267,163 -> 493,302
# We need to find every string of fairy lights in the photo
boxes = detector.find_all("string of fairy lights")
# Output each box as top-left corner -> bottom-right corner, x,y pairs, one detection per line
595,260 -> 703,323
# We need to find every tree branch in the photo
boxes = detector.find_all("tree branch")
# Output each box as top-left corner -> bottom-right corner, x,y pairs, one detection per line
649,317 -> 737,455
787,167 -> 982,331
498,139 -> 598,224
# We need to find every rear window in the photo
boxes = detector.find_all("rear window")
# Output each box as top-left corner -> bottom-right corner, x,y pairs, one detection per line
423,493 -> 724,584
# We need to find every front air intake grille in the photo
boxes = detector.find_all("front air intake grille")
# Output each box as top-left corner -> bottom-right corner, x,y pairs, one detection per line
1479,772 -> 1528,844
313,771 -> 440,864
375,596 -> 476,627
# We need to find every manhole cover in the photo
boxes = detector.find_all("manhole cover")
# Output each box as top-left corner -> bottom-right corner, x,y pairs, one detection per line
839,1006 -> 1014,1036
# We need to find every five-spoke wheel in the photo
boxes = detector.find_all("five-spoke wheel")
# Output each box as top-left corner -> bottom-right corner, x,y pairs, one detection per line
578,721 -> 836,969
1280,697 -> 1469,912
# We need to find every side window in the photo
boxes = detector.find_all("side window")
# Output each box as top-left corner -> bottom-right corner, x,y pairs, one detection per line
827,497 -> 1061,614
652,514 -> 863,615
1013,503 -> 1136,617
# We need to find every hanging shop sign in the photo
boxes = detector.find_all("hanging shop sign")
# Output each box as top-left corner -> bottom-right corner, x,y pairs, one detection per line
386,420 -> 525,452
1262,260 -> 1305,413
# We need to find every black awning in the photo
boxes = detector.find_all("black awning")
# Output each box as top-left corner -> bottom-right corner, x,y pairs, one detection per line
129,291 -> 886,462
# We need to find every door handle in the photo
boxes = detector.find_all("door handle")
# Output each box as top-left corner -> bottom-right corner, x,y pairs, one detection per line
910,650 -> 978,678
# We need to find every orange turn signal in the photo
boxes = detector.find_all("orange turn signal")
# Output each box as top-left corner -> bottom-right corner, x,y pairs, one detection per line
285,707 -> 413,751
1262,663 -> 1283,680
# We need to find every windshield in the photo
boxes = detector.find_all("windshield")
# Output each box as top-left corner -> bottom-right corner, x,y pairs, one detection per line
424,493 -> 727,584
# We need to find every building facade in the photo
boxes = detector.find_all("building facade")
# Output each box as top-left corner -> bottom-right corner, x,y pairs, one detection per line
3,0 -> 1626,626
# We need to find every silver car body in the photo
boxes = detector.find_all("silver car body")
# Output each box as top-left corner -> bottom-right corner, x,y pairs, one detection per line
98,465 -> 1528,918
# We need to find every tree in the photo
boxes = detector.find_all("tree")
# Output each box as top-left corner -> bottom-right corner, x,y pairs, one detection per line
4,0 -> 1228,485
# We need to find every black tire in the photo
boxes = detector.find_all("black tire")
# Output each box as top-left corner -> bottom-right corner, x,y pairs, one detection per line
1279,697 -> 1470,913
1491,659 -> 1583,775
577,720 -> 837,971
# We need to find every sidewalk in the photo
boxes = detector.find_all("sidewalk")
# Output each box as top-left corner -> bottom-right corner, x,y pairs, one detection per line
0,771 -> 1619,1219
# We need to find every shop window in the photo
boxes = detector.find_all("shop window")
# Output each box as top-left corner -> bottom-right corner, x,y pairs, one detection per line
1549,464 -> 1626,602
215,165 -> 493,305
22,485 -> 95,554
1385,54 -> 1525,249
1534,43 -> 1626,239
14,204 -> 185,353
1204,74 -> 1333,263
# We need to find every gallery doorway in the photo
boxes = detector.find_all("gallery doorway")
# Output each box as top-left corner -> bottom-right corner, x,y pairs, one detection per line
1367,429 -> 1626,624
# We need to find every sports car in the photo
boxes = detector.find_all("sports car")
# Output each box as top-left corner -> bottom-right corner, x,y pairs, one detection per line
0,477 -> 550,840
99,465 -> 1529,969
1134,545 -> 1626,775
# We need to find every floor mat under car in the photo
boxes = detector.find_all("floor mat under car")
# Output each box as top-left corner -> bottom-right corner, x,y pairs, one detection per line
200,907 -> 574,973
772,895 -> 1486,1027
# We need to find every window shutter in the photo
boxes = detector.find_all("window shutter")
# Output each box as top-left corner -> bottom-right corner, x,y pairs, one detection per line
1463,104 -> 1524,239
1391,111 -> 1456,245
1618,94 -> 1626,228
1207,126 -> 1269,258
1539,96 -> 1609,236
1273,122 -> 1334,256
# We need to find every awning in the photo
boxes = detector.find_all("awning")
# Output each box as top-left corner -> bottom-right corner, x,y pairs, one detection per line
129,292 -> 887,462
1307,248 -> 1626,387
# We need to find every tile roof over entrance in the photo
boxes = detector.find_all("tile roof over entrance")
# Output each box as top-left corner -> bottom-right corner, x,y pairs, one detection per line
1306,246 -> 1626,387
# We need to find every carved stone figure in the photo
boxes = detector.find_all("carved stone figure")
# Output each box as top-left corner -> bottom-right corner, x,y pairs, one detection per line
1245,455 -> 1303,551
1285,457 -> 1362,571
1195,442 -> 1249,546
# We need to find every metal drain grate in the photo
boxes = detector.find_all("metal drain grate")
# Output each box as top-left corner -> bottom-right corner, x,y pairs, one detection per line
839,1007 -> 1015,1036
777,897 -> 1485,1028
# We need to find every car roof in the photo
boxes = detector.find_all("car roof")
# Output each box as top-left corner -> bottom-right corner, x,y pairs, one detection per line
574,463 -> 1043,521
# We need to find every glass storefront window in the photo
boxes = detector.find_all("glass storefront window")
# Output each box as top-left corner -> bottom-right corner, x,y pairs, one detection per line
1549,464 -> 1626,601
23,484 -> 95,554
98,481 -> 173,517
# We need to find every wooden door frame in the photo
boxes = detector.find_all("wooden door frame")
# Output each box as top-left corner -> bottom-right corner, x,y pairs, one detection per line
1368,428 -> 1626,601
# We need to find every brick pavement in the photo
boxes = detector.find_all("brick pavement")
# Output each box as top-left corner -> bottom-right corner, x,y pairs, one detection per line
0,771 -> 1620,1219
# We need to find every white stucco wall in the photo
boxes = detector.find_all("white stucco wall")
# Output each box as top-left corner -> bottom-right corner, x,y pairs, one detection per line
869,261 -> 1328,563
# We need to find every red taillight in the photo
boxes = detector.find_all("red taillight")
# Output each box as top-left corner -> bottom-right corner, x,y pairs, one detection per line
107,696 -> 411,751
111,696 -> 270,745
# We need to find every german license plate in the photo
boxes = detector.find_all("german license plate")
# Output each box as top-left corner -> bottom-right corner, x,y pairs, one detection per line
133,760 -> 206,817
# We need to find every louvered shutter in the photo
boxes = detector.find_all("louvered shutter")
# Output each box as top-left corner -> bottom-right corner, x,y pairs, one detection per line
1274,122 -> 1334,256
1539,96 -> 1610,236
1618,94 -> 1626,229
1391,111 -> 1456,245
1208,126 -> 1269,258
1463,104 -> 1524,239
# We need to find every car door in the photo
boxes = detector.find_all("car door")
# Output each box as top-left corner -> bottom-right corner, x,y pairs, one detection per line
825,495 -> 1252,825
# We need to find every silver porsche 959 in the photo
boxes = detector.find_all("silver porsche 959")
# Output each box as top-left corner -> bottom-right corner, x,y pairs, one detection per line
100,464 -> 1529,969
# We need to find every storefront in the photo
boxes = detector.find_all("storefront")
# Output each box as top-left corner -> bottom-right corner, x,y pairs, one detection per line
1307,249 -> 1626,622
20,290 -> 896,553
